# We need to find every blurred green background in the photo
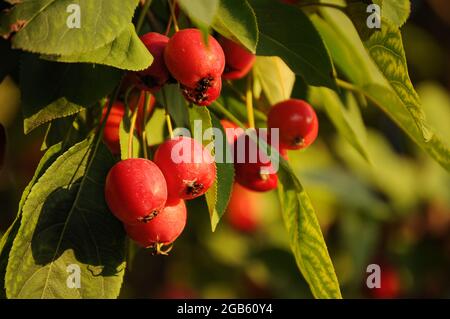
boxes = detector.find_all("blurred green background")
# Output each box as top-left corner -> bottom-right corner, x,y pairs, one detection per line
1,0 -> 449,298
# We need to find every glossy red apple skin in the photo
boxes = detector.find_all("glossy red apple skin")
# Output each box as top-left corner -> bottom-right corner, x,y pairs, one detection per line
105,158 -> 168,225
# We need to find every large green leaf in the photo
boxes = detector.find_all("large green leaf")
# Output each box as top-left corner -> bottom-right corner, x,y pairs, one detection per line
363,84 -> 450,171
209,112 -> 234,230
188,106 -> 233,231
178,0 -> 219,33
155,84 -> 190,129
44,24 -> 153,71
319,7 -> 450,172
364,19 -> 432,141
249,0 -> 336,89
0,143 -> 63,298
310,87 -> 369,161
310,14 -> 369,86
212,0 -> 258,53
277,164 -> 342,299
20,54 -> 122,133
5,137 -> 126,298
188,106 -> 218,229
373,0 -> 410,28
252,56 -> 295,105
0,0 -> 139,55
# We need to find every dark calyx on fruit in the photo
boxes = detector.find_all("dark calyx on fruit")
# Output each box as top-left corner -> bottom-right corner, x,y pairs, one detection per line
292,136 -> 304,147
139,209 -> 159,223
182,75 -> 214,105
185,180 -> 204,197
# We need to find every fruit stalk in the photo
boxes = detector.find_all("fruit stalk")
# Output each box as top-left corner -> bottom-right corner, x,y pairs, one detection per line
141,92 -> 152,159
168,0 -> 180,32
136,0 -> 153,33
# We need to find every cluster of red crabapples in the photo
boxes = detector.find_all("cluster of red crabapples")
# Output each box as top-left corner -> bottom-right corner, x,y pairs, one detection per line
102,26 -> 319,250
223,99 -> 319,233
104,134 -> 216,254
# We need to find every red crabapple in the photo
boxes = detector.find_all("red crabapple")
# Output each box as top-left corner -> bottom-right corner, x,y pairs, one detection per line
136,32 -> 170,92
218,36 -> 256,80
102,93 -> 155,155
267,99 -> 318,150
154,136 -> 216,200
227,183 -> 261,233
233,129 -> 278,192
124,199 -> 187,247
164,28 -> 225,105
105,158 -> 167,225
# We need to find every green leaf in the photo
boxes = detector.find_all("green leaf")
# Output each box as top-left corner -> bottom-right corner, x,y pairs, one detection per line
252,56 -> 295,105
1,0 -> 140,55
373,0 -> 410,28
212,0 -> 258,53
363,84 -> 450,171
188,105 -> 233,231
310,14 -> 369,86
188,106 -> 218,228
364,19 -> 432,141
20,54 -> 122,133
317,7 -> 385,86
5,137 -> 126,298
43,24 -> 153,71
249,0 -> 336,89
277,165 -> 342,299
178,0 -> 219,35
42,114 -> 87,151
0,143 -> 63,298
155,84 -> 190,129
24,98 -> 84,135
145,108 -> 166,147
310,87 -> 369,161
318,8 -> 450,172
209,112 -> 234,230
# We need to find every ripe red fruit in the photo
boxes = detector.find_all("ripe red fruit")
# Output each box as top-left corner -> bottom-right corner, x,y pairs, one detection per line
233,129 -> 278,192
102,93 -> 155,155
371,265 -> 401,299
164,28 -> 225,105
227,183 -> 261,233
136,32 -> 170,91
267,99 -> 318,150
218,36 -> 256,80
154,136 -> 216,200
105,158 -> 167,225
102,101 -> 125,155
124,199 -> 187,247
